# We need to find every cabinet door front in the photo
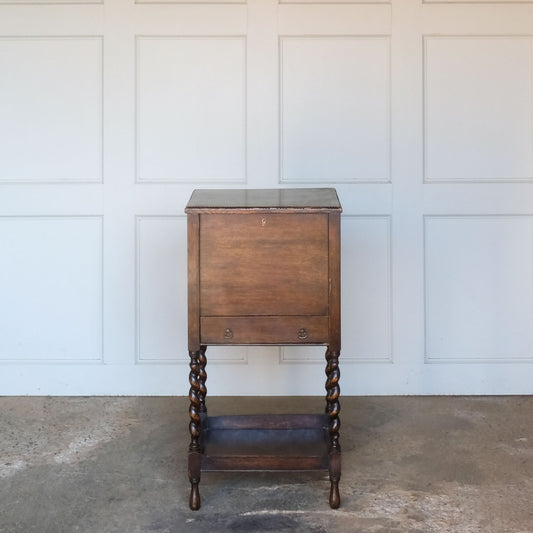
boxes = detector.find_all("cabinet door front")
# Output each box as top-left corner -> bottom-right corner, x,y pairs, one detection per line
200,213 -> 329,317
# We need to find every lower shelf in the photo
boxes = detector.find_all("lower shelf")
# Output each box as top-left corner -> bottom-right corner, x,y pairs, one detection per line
198,413 -> 330,472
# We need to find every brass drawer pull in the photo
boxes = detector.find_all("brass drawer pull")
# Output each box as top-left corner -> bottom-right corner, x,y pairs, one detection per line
297,328 -> 308,340
224,328 -> 233,340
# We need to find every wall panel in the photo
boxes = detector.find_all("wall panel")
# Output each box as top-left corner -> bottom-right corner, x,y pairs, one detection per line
0,0 -> 532,395
424,36 -> 533,182
0,37 -> 103,183
280,36 -> 390,183
136,36 -> 247,183
0,217 -> 103,362
425,216 -> 533,362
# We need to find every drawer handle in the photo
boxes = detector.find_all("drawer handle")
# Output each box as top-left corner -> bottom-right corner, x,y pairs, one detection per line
297,328 -> 308,340
224,328 -> 233,340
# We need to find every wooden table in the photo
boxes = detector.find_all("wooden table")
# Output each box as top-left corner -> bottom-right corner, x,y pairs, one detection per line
185,188 -> 342,510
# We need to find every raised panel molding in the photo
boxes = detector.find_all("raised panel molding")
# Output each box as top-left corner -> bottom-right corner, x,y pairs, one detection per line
424,35 -> 533,183
0,36 -> 103,183
282,215 -> 392,363
0,0 -> 101,3
424,0 -> 533,3
135,36 -> 247,183
278,4 -> 391,36
424,215 -> 533,363
279,35 -> 391,183
137,0 -> 244,3
281,0 -> 389,3
0,216 -> 104,363
135,216 -> 247,363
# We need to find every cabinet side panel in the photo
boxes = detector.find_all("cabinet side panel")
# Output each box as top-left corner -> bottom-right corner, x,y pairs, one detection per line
329,212 -> 341,352
188,213 -> 201,351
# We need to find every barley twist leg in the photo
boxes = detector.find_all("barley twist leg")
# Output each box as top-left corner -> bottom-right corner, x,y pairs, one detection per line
198,346 -> 207,414
325,348 -> 341,509
188,350 -> 202,510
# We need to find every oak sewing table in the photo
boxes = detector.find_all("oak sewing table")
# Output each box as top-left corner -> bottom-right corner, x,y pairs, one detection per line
185,188 -> 342,510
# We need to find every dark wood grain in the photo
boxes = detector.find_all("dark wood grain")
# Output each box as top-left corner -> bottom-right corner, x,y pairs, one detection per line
201,414 -> 329,471
185,187 -> 341,211
187,213 -> 200,352
202,454 -> 328,472
328,212 -> 341,353
199,213 -> 329,317
206,414 -> 328,431
185,188 -> 342,510
200,316 -> 328,345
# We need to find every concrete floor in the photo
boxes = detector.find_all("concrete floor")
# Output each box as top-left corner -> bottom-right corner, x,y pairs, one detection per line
1,396 -> 532,533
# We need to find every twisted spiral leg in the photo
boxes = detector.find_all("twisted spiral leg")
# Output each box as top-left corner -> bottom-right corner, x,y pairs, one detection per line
188,350 -> 202,510
188,350 -> 202,452
325,351 -> 333,414
325,348 -> 341,509
198,346 -> 207,414
325,349 -> 341,452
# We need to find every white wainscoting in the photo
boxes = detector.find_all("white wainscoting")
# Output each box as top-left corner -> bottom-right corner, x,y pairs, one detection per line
0,36 -> 103,183
0,0 -> 532,395
424,35 -> 533,182
425,215 -> 533,363
280,36 -> 390,183
0,216 -> 103,362
136,36 -> 247,183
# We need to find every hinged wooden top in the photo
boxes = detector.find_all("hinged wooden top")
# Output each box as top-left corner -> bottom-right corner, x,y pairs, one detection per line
185,188 -> 342,213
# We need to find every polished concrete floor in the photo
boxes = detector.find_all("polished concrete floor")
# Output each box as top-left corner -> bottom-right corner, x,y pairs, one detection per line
1,396 -> 532,533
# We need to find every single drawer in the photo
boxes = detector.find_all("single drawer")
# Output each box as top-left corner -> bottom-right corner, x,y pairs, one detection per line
200,316 -> 329,345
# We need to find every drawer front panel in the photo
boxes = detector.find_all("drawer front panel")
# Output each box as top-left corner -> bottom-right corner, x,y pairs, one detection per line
199,213 -> 329,317
200,316 -> 329,345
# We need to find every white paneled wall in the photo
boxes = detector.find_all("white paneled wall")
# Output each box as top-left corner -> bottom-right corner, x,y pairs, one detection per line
0,217 -> 103,361
425,216 -> 533,362
0,37 -> 103,183
0,0 -> 532,395
136,216 -> 186,362
424,36 -> 533,182
280,36 -> 390,182
136,36 -> 247,183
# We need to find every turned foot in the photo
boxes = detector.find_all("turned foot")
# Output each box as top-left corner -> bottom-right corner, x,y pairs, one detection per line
328,449 -> 341,509
189,481 -> 201,510
329,480 -> 340,509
